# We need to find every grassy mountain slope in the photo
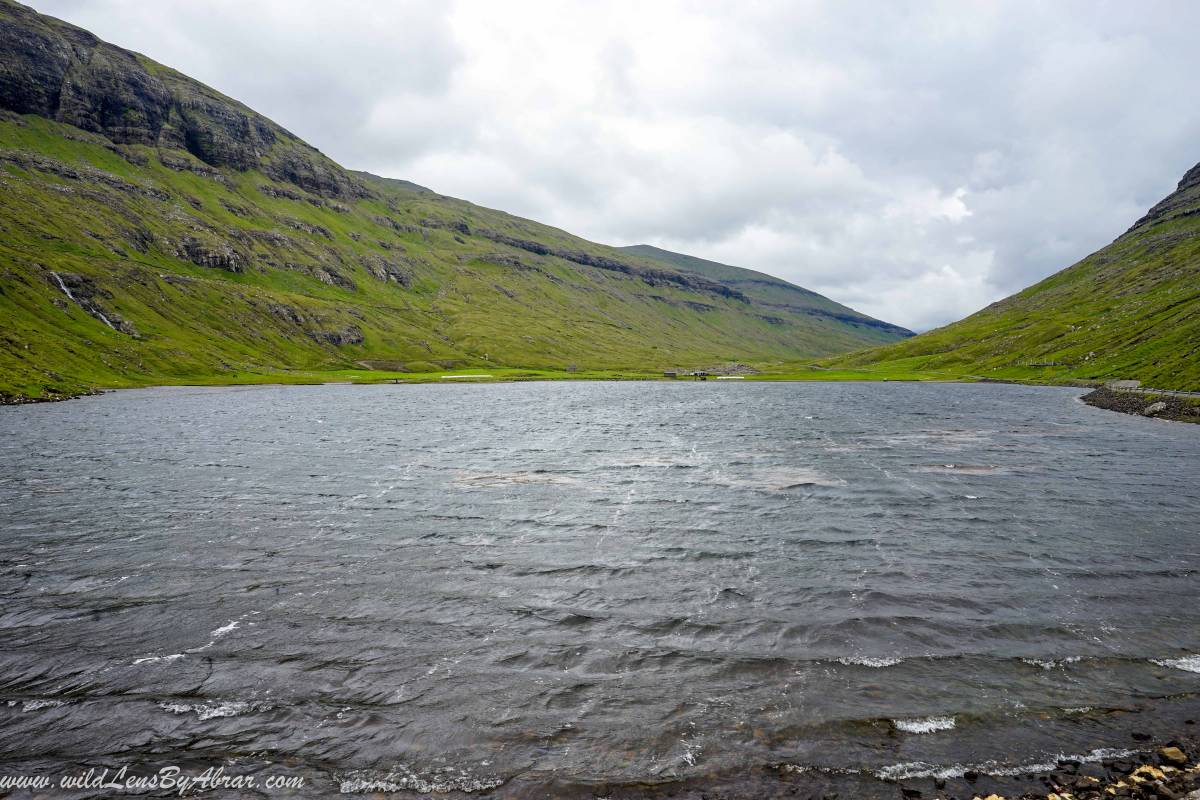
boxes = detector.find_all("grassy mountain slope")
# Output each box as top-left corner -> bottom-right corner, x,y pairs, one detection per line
829,163 -> 1200,389
620,244 -> 912,342
0,0 -> 909,401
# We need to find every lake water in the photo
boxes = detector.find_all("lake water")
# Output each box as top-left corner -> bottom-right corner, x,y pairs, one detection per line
1,381 -> 1199,798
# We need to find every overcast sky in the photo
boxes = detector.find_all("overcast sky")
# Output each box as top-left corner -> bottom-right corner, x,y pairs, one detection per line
35,0 -> 1200,330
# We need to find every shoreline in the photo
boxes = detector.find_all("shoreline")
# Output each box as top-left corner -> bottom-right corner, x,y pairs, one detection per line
1081,387 -> 1200,424
507,736 -> 1200,800
0,372 -> 1067,407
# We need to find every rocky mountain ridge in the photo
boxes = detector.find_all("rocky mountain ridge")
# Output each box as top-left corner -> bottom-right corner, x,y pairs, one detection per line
0,0 -> 911,400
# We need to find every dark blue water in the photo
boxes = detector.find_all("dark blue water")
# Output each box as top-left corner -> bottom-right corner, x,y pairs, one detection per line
1,381 -> 1198,797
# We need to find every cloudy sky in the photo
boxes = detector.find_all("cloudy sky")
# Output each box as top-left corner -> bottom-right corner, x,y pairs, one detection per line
36,0 -> 1200,330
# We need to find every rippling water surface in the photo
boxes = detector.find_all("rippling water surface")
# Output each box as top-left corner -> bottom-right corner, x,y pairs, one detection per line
1,381 -> 1199,796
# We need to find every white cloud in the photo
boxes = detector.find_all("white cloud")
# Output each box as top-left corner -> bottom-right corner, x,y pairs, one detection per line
31,0 -> 1200,331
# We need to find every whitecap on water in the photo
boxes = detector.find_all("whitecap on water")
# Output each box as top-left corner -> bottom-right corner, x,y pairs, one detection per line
875,747 -> 1135,781
132,653 -> 184,665
1152,654 -> 1200,673
159,700 -> 266,721
678,738 -> 702,767
836,656 -> 903,668
210,619 -> 241,638
892,716 -> 956,734
18,699 -> 67,712
1021,656 -> 1082,670
336,765 -> 503,794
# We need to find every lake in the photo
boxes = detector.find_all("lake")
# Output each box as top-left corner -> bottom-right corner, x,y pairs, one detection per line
1,381 -> 1198,798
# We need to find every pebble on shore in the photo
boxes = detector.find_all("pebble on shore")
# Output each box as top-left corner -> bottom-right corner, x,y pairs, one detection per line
968,746 -> 1199,800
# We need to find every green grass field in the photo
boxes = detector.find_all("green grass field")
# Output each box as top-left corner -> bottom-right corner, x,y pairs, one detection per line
825,166 -> 1200,391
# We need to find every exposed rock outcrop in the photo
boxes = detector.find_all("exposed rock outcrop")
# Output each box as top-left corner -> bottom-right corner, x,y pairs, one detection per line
310,325 -> 364,346
360,254 -> 414,287
1082,387 -> 1200,424
1124,159 -> 1200,235
0,0 -> 366,199
178,236 -> 245,272
45,270 -> 137,334
478,229 -> 749,302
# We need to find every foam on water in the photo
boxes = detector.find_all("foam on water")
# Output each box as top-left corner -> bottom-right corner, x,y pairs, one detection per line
892,716 -> 956,734
12,699 -> 67,712
1153,654 -> 1200,673
837,656 -> 903,668
132,653 -> 185,665
1021,656 -> 1083,670
336,766 -> 503,794
210,619 -> 241,637
159,700 -> 265,720
875,747 -> 1138,781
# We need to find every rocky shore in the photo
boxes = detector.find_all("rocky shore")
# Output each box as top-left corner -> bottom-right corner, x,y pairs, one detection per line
966,742 -> 1200,800
1081,387 -> 1200,424
512,736 -> 1200,800
0,387 -> 96,405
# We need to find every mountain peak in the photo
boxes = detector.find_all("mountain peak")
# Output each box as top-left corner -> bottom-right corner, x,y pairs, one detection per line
0,0 -> 363,199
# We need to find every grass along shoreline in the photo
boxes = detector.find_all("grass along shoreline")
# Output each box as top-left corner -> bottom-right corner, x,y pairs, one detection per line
0,362 -> 1031,405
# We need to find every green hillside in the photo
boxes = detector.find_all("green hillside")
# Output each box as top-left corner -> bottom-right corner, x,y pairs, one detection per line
829,162 -> 1200,389
620,244 -> 911,339
0,0 -> 909,401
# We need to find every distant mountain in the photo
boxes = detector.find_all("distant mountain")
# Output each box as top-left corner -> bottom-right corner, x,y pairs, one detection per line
833,162 -> 1200,389
621,244 -> 913,339
0,0 -> 910,400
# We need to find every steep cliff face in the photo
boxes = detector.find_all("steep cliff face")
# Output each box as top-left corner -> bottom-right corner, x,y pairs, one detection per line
1124,161 -> 1200,236
0,0 -> 912,400
834,160 -> 1200,389
0,0 -> 362,198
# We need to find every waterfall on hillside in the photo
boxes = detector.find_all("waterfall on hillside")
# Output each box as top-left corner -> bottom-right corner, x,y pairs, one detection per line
50,272 -> 116,330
